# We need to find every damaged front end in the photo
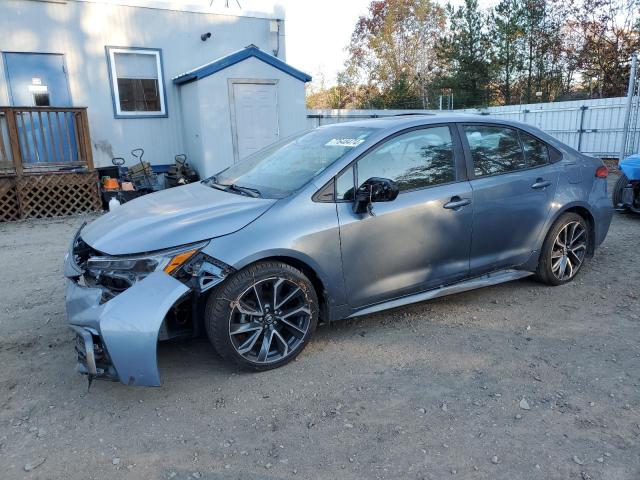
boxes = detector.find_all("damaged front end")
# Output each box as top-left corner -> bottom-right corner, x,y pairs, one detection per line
64,226 -> 232,386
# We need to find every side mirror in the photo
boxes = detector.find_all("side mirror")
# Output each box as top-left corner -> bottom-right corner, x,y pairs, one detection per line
353,177 -> 399,215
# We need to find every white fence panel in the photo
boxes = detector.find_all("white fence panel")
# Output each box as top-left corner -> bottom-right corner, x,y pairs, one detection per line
307,96 -> 638,158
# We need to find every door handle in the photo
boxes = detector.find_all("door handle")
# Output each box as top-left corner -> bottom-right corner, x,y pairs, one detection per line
443,196 -> 471,210
531,179 -> 552,189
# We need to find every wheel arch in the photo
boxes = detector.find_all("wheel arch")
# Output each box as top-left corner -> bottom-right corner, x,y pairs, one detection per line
232,251 -> 333,324
549,203 -> 596,257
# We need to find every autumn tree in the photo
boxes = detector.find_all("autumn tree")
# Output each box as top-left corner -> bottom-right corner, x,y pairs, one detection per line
343,0 -> 446,109
308,0 -> 640,109
306,72 -> 361,109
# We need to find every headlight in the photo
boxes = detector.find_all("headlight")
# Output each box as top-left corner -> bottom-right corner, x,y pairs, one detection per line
86,241 -> 209,292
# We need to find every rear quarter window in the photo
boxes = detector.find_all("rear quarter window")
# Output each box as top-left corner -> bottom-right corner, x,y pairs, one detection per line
520,131 -> 550,167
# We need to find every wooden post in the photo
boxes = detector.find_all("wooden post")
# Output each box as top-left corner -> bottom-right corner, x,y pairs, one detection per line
79,108 -> 94,171
4,108 -> 23,175
4,109 -> 24,218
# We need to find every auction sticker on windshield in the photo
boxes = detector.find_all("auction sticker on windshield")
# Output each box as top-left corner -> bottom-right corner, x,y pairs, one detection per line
325,138 -> 366,147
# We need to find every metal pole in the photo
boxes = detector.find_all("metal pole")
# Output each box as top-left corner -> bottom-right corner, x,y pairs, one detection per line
632,76 -> 640,153
620,51 -> 638,161
577,105 -> 587,152
439,95 -> 443,110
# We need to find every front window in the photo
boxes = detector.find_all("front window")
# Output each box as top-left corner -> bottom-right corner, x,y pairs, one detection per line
211,126 -> 378,198
106,47 -> 166,118
355,126 -> 456,192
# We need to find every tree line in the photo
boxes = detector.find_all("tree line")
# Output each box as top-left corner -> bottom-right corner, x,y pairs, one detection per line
306,0 -> 640,109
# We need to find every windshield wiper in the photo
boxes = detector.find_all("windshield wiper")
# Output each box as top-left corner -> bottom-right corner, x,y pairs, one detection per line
205,177 -> 261,197
227,184 -> 261,198
205,176 -> 227,192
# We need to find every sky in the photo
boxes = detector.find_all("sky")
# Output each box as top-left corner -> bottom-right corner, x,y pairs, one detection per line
276,0 -> 375,87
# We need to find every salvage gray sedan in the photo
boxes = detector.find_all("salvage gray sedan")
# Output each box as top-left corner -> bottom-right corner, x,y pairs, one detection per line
64,114 -> 612,386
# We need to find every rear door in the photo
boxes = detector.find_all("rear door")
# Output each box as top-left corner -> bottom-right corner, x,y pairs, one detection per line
460,124 -> 561,274
336,124 -> 473,308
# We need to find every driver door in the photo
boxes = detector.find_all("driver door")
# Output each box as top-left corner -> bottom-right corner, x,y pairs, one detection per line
336,125 -> 473,309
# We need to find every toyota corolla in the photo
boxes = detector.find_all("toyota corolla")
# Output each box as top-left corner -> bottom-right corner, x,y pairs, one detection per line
64,114 -> 612,386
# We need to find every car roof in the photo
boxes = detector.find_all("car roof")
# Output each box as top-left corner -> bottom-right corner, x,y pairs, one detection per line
320,112 -> 531,131
314,111 -> 578,163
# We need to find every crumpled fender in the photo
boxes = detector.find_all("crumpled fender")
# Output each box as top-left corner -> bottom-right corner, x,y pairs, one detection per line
66,270 -> 189,386
99,272 -> 189,386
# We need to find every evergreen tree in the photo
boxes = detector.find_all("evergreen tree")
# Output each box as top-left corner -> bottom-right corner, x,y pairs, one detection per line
436,0 -> 492,108
490,0 -> 524,105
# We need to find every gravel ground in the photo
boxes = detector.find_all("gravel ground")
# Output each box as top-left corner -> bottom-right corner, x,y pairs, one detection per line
0,182 -> 639,480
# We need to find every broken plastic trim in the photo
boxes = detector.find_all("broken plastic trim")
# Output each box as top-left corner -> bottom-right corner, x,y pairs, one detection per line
175,252 -> 235,293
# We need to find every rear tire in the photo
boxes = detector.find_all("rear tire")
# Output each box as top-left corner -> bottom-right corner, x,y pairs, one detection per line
536,212 -> 589,286
204,261 -> 318,371
612,174 -> 628,208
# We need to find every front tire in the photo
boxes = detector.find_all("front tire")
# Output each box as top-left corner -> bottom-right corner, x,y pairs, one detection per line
536,212 -> 589,286
204,261 -> 318,371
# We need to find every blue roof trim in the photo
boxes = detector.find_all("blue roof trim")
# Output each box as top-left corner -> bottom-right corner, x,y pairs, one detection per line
173,45 -> 312,85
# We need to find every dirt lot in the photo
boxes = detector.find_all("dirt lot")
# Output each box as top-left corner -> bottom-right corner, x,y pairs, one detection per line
1,194 -> 639,480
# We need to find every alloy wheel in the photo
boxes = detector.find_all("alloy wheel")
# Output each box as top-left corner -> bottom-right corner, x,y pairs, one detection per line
228,277 -> 312,364
551,221 -> 587,281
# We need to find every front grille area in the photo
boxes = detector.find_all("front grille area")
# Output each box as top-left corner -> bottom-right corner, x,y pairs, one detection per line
73,329 -> 117,381
72,236 -> 99,271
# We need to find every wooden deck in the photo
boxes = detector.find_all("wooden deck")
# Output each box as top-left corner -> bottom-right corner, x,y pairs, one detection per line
0,107 -> 102,221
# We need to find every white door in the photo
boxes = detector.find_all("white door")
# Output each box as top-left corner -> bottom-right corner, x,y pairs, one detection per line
231,82 -> 279,161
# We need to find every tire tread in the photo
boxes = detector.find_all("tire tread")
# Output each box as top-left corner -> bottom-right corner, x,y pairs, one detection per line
612,174 -> 628,207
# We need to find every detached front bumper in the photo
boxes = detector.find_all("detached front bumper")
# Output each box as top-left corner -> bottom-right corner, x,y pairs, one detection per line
65,272 -> 189,386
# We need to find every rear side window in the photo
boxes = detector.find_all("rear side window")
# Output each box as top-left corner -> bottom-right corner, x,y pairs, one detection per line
464,125 -> 525,177
355,126 -> 456,192
520,131 -> 550,167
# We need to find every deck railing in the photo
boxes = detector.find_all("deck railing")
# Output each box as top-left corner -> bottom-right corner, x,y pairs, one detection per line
0,106 -> 94,174
0,107 -> 101,221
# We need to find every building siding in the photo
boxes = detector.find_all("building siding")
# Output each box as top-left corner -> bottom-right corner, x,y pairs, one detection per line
179,56 -> 308,178
0,0 -> 286,168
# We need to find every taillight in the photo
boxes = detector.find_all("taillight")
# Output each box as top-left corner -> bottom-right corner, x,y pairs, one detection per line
595,165 -> 608,178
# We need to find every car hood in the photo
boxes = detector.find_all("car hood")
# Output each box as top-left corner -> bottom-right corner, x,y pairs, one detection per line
81,182 -> 276,255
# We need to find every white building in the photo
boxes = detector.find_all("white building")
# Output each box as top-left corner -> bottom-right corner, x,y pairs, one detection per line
175,45 -> 310,178
0,0 -> 311,176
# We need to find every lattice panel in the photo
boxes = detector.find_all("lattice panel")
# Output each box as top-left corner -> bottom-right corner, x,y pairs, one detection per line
17,173 -> 101,219
0,177 -> 20,222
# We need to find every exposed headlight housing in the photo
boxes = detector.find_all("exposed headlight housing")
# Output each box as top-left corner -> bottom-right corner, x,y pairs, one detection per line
85,241 -> 208,297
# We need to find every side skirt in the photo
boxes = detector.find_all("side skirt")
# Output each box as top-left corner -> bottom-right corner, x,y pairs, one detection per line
347,269 -> 533,318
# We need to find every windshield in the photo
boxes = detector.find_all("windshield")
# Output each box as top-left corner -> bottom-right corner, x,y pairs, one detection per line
209,126 -> 378,198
